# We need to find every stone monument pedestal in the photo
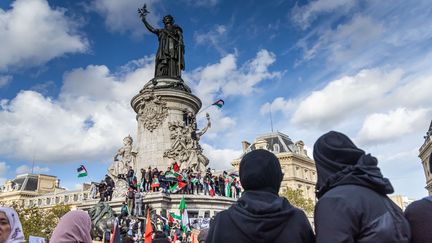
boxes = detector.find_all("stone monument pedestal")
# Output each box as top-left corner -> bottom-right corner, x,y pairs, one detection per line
78,193 -> 235,219
131,82 -> 202,171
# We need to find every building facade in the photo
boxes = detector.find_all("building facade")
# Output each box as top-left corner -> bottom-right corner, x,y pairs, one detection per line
231,132 -> 317,202
419,120 -> 432,195
0,173 -> 63,206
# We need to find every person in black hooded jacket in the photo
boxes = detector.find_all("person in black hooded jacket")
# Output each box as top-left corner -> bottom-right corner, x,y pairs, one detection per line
205,149 -> 315,243
313,131 -> 411,243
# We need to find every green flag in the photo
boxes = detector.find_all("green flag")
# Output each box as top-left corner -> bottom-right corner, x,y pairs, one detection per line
179,196 -> 189,232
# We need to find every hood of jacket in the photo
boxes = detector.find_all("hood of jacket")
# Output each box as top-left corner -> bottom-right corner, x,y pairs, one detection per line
314,131 -> 394,199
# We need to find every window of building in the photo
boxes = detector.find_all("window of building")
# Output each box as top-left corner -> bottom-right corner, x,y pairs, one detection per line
46,198 -> 51,205
273,144 -> 280,153
204,211 -> 210,218
189,211 -> 199,219
55,197 -> 60,204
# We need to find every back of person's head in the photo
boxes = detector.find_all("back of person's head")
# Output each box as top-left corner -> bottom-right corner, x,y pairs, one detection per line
122,235 -> 134,243
0,207 -> 25,243
313,131 -> 393,198
197,228 -> 209,243
239,149 -> 283,194
152,231 -> 169,243
50,210 -> 92,243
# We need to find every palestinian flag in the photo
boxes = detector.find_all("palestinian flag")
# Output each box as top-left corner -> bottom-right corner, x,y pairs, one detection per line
77,165 -> 88,178
209,183 -> 215,197
165,171 -> 181,179
168,214 -> 174,223
179,196 -> 190,232
191,178 -> 199,184
173,162 -> 180,172
131,177 -> 138,188
212,99 -> 224,108
170,181 -> 187,193
169,213 -> 182,221
151,177 -> 160,188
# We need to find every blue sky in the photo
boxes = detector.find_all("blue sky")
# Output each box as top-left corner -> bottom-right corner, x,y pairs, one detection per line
0,0 -> 431,199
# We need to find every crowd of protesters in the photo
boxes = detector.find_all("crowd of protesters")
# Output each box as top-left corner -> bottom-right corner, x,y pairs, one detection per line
132,163 -> 241,198
112,208 -> 199,243
4,131 -> 432,243
90,163 -> 242,204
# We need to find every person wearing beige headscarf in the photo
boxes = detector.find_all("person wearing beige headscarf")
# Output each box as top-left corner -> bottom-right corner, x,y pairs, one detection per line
0,207 -> 25,243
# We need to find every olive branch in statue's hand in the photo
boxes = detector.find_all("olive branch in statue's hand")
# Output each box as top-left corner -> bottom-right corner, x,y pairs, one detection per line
138,4 -> 149,18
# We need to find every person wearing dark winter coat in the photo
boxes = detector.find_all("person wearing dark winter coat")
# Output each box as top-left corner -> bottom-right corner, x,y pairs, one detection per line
206,149 -> 315,243
404,195 -> 432,243
313,131 -> 411,243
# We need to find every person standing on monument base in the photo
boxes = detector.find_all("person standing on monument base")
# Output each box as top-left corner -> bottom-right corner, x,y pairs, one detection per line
206,149 -> 315,243
140,168 -> 146,191
145,167 -> 152,192
127,188 -> 135,215
313,131 -> 411,243
98,180 -> 106,202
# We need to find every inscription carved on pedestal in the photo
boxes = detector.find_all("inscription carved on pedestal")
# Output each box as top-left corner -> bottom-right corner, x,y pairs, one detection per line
137,93 -> 168,132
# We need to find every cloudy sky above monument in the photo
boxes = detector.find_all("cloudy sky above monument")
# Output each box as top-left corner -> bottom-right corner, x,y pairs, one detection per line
0,0 -> 431,198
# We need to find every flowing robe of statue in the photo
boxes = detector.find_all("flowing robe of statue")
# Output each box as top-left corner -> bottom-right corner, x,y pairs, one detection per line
141,15 -> 185,78
108,136 -> 136,179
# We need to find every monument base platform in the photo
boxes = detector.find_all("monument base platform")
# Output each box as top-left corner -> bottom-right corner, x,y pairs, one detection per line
78,193 -> 236,218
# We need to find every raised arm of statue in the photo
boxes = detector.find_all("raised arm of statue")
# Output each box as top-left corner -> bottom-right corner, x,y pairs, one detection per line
141,16 -> 158,34
138,4 -> 158,34
197,113 -> 211,137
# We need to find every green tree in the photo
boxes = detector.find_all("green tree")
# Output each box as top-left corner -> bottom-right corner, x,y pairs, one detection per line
280,187 -> 315,215
13,203 -> 71,240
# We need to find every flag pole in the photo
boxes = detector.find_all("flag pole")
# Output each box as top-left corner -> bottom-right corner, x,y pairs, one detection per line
196,104 -> 212,115
269,102 -> 274,133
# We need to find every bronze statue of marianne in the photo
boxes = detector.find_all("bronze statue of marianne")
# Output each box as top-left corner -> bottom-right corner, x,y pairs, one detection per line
139,4 -> 185,79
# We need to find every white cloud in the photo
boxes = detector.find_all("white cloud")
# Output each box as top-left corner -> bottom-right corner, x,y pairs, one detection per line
294,1 -> 432,72
16,165 -> 50,175
295,15 -> 384,67
202,143 -> 242,170
291,69 -> 403,127
0,58 -> 154,163
0,75 -> 12,88
91,0 -> 161,37
0,0 -> 88,70
187,49 -> 280,103
260,97 -> 295,115
194,25 -> 228,55
291,0 -> 357,29
357,108 -> 431,145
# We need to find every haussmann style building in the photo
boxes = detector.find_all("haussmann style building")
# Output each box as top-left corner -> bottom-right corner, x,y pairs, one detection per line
419,120 -> 432,195
231,131 -> 317,202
